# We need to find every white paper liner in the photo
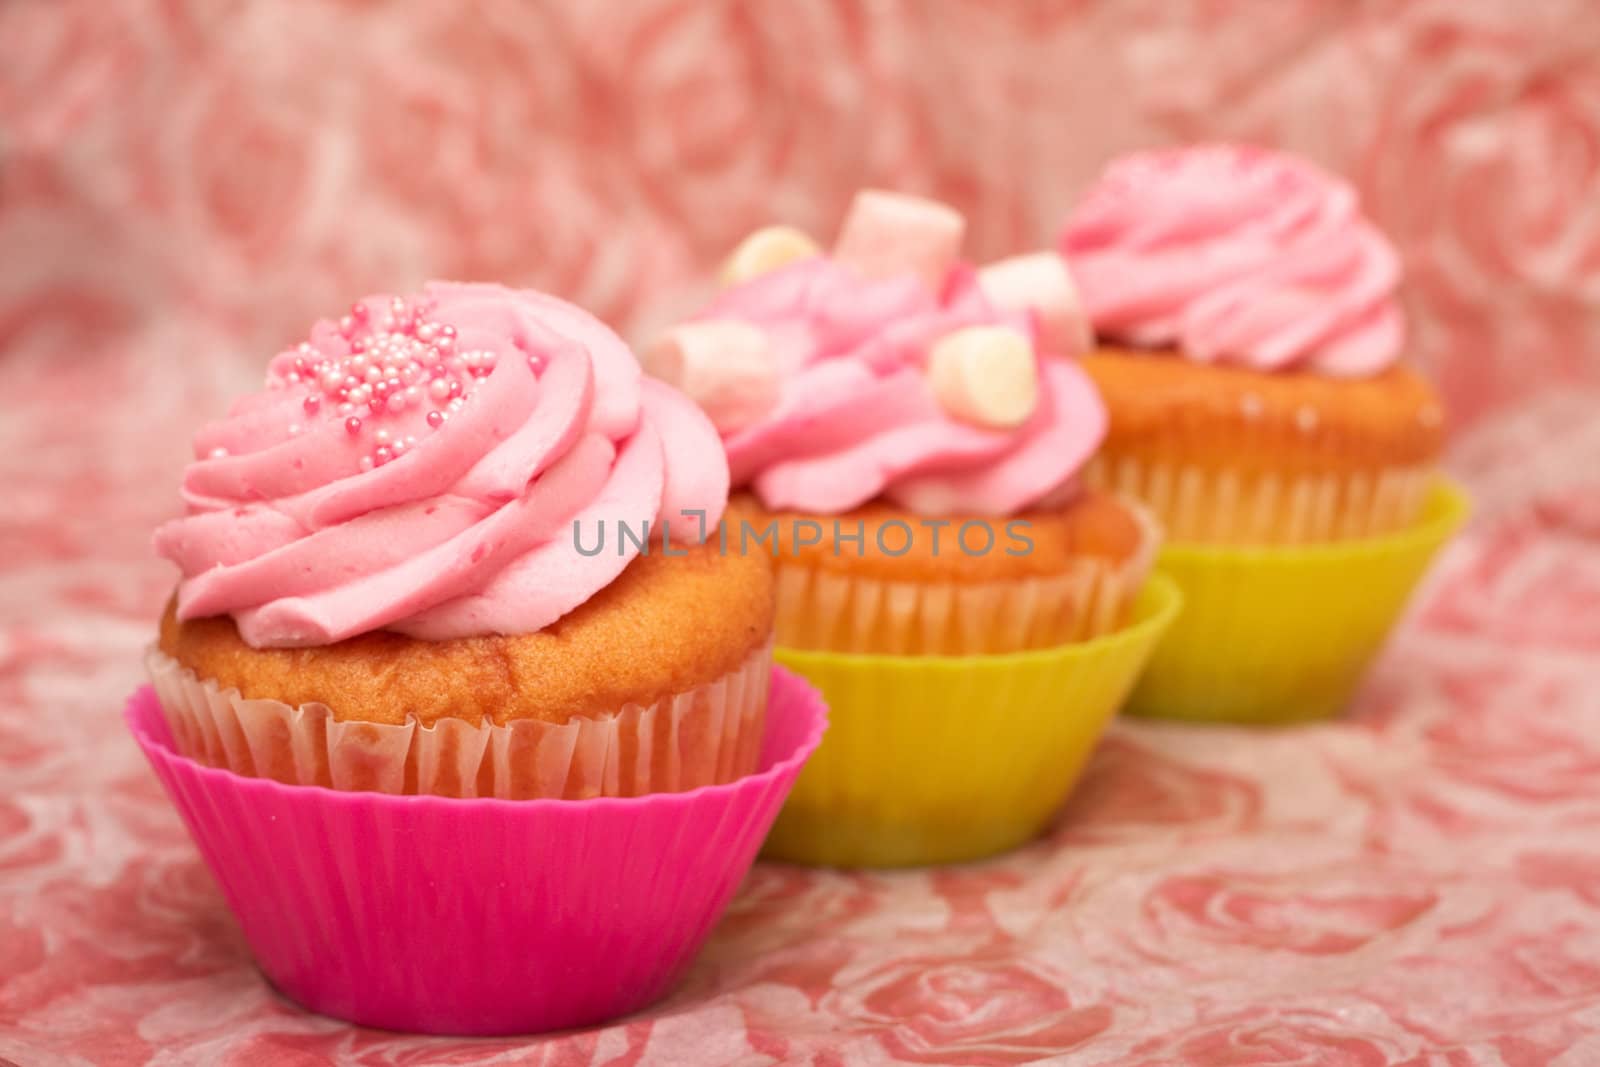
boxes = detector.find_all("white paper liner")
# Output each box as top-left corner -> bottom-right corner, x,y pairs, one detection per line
1083,455 -> 1433,545
772,500 -> 1159,655
145,641 -> 773,799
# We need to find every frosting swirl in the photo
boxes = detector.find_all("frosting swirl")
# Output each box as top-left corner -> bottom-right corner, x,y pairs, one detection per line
647,192 -> 1105,517
1061,144 -> 1404,376
155,282 -> 727,648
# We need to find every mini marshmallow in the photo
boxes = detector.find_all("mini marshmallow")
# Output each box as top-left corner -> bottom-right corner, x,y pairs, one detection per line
832,189 -> 965,291
927,325 -> 1039,430
977,252 -> 1092,357
643,320 -> 780,434
719,225 -> 821,285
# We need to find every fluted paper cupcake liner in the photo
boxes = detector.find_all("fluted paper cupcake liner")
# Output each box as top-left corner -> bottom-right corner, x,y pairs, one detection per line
1127,479 -> 1468,723
125,667 -> 826,1035
762,573 -> 1180,867
1084,454 -> 1434,545
146,640 -> 772,798
772,501 -> 1160,655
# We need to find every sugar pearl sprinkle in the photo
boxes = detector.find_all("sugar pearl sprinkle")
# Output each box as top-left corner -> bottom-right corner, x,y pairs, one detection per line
270,296 -> 516,470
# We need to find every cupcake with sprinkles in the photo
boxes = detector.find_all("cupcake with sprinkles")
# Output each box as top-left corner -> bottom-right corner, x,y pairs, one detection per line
150,281 -> 777,797
1056,145 -> 1468,721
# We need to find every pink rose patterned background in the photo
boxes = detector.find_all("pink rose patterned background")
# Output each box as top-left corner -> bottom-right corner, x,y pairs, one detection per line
3,1 -> 1600,1063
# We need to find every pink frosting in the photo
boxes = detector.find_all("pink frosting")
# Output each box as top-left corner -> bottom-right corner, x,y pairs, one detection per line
155,282 -> 727,649
686,257 -> 1106,516
1061,144 -> 1404,376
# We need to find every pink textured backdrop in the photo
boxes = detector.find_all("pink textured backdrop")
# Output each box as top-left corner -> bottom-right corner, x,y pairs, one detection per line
3,1 -> 1600,1063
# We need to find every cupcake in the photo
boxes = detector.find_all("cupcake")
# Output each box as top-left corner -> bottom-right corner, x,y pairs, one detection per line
1057,145 -> 1467,721
132,282 -> 832,1035
1060,144 -> 1447,544
650,190 -> 1156,654
645,192 -> 1179,865
150,281 -> 776,798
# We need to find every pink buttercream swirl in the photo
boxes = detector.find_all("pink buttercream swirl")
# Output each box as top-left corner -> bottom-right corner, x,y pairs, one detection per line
155,281 -> 727,649
1061,144 -> 1405,376
685,257 -> 1106,517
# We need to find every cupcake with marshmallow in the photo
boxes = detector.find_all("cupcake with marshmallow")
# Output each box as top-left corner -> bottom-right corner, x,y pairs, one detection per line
649,190 -> 1156,655
647,192 -> 1179,867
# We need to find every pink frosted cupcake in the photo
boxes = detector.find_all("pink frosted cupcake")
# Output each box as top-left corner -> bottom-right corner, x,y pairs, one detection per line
646,190 -> 1158,656
640,194 -> 1178,866
130,283 -> 832,1036
1054,145 -> 1465,725
1059,145 -> 1447,544
148,282 -> 776,798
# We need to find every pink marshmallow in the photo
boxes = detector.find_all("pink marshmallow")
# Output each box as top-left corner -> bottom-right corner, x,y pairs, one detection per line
978,252 -> 1092,358
832,190 -> 965,291
643,320 -> 780,434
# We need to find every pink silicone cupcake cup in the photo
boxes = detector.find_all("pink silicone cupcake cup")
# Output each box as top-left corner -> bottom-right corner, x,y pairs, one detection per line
126,667 -> 827,1036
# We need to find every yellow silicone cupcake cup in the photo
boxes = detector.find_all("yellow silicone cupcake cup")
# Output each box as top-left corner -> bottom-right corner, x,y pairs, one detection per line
762,573 -> 1181,868
1126,479 -> 1469,725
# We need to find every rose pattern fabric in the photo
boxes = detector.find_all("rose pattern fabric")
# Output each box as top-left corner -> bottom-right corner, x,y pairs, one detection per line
4,0 -> 1600,1062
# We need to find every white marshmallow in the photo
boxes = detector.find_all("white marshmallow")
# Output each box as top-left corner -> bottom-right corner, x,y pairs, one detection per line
927,326 -> 1039,430
719,225 -> 821,285
832,189 -> 965,290
977,252 -> 1092,357
643,320 -> 779,434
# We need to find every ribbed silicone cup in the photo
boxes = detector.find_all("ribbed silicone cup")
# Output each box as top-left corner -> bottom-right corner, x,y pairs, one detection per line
125,668 -> 827,1036
762,574 -> 1180,868
1127,479 -> 1468,724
